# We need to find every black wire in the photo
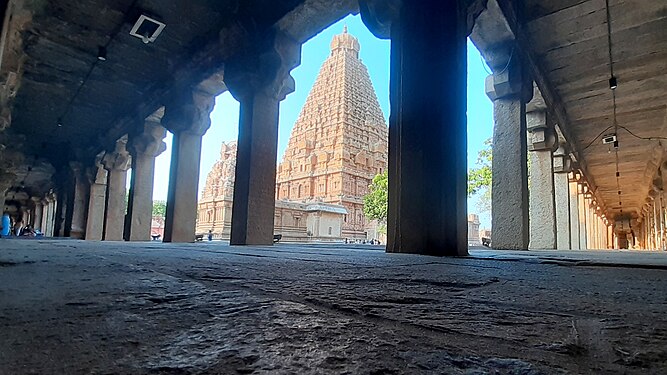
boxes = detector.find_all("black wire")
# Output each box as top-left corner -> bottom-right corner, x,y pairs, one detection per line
618,125 -> 667,141
58,0 -> 140,124
581,125 -> 615,151
580,124 -> 667,154
605,0 -> 615,78
480,46 -> 514,76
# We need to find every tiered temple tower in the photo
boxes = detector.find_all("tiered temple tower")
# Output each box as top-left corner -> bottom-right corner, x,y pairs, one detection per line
196,141 -> 237,237
275,27 -> 388,239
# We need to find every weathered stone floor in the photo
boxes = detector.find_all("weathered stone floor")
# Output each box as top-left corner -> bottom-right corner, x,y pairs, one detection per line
1,239 -> 666,374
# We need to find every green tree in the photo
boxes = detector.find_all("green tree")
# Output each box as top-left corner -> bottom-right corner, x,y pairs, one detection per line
468,138 -> 492,213
363,171 -> 388,222
152,200 -> 167,217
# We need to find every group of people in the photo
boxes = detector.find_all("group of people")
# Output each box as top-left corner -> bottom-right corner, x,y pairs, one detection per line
344,238 -> 381,245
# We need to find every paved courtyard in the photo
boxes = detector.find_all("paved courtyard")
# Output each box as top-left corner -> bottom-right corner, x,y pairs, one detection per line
1,239 -> 666,374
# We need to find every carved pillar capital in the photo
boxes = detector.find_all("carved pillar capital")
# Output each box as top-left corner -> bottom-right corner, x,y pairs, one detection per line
102,136 -> 131,172
85,152 -> 108,186
359,0 -> 401,39
526,110 -> 558,152
553,143 -> 572,173
162,89 -> 215,136
360,0 -> 487,38
485,45 -> 533,103
225,31 -> 301,101
129,118 -> 167,158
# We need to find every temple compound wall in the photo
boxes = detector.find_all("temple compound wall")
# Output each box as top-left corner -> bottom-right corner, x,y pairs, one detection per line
196,141 -> 347,242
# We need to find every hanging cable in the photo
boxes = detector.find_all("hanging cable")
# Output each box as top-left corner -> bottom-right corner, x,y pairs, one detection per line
56,0 -> 140,127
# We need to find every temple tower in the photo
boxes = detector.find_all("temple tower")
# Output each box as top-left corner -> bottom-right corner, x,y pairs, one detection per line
196,141 -> 237,237
276,27 -> 388,239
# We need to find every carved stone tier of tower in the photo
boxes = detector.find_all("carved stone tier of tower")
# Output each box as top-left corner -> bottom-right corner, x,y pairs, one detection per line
275,27 -> 388,239
196,141 -> 238,238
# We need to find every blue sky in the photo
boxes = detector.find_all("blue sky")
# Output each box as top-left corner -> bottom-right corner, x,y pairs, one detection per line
150,14 -> 494,228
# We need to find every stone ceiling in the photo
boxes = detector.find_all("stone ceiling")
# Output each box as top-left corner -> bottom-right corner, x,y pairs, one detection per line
523,0 -> 667,218
473,0 -> 666,220
3,0 -> 357,168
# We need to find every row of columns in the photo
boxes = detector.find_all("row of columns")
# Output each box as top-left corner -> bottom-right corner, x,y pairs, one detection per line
637,171 -> 666,250
486,50 -> 614,250
14,115 -> 169,242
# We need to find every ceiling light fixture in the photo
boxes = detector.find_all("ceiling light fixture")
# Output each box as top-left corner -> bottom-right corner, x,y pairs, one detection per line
129,15 -> 166,44
97,46 -> 107,61
609,76 -> 617,90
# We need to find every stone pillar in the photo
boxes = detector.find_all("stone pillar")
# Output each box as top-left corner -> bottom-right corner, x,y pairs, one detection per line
553,147 -> 572,250
31,197 -> 43,231
585,197 -> 594,249
85,161 -> 108,240
69,162 -> 90,239
652,198 -> 659,249
53,169 -> 73,238
102,137 -> 131,241
486,55 -> 532,250
162,90 -> 214,243
568,178 -> 581,250
43,196 -> 55,237
126,117 -> 167,241
578,184 -> 588,250
360,0 -> 468,255
226,33 -> 300,246
40,199 -> 49,233
527,109 -> 557,249
0,173 -> 14,234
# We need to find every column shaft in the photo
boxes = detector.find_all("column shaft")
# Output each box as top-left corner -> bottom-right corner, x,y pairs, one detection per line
103,168 -> 127,241
127,120 -> 166,241
127,153 -> 157,241
383,0 -> 468,255
554,173 -> 571,249
70,168 -> 89,239
527,153 -> 556,249
578,190 -> 587,249
230,92 -> 281,245
163,132 -> 202,242
86,184 -> 106,240
32,201 -> 43,231
568,181 -> 580,249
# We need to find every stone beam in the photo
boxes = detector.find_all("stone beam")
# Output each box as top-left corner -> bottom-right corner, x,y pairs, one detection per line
278,0 -> 359,43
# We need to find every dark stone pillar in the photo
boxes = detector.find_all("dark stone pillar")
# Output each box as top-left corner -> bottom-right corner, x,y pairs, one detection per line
162,90 -> 215,243
102,137 -> 131,241
369,0 -> 469,256
126,116 -> 166,241
85,160 -> 107,241
69,162 -> 90,239
226,32 -> 300,246
485,47 -> 532,250
53,167 -> 75,237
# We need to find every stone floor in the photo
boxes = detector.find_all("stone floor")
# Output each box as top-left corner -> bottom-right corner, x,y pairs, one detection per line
1,239 -> 666,374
